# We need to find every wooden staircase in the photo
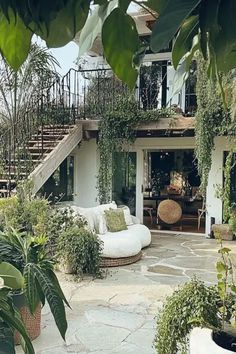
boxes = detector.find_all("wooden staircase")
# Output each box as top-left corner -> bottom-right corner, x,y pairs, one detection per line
0,124 -> 82,197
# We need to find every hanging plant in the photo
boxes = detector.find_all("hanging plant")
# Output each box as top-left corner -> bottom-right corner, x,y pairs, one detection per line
195,53 -> 228,193
97,95 -> 172,203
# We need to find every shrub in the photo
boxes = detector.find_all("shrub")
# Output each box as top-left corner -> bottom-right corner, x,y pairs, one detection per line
155,277 -> 220,354
0,196 -> 50,235
57,225 -> 103,277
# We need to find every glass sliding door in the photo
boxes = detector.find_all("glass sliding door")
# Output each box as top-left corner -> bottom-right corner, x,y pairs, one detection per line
112,152 -> 136,215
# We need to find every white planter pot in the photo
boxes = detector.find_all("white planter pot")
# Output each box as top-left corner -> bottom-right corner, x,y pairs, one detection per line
190,328 -> 234,353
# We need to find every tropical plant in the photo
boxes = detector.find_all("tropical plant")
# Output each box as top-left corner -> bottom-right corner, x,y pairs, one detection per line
0,43 -> 59,128
57,225 -> 103,277
0,261 -> 35,354
0,229 -> 69,340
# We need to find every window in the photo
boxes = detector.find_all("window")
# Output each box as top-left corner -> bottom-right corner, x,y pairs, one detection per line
39,156 -> 74,202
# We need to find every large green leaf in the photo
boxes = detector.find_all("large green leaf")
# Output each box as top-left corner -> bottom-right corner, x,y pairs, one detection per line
0,295 -> 35,354
24,264 -> 40,314
172,15 -> 199,69
46,269 -> 70,308
171,35 -> 199,98
140,0 -> 167,14
214,0 -> 236,72
38,0 -> 90,48
102,8 -> 140,88
150,0 -> 201,53
31,264 -> 67,340
79,0 -> 118,57
199,0 -> 220,59
0,262 -> 24,290
0,10 -> 32,71
0,321 -> 15,354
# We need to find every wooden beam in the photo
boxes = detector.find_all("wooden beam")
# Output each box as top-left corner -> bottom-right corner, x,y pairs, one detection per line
77,116 -> 195,132
30,124 -> 82,195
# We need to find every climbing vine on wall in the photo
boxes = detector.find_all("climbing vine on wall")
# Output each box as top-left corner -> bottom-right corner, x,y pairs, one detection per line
195,53 -> 228,193
97,96 -> 172,203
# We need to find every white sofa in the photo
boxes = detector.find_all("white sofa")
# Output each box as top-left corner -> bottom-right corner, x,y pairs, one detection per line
70,203 -> 151,264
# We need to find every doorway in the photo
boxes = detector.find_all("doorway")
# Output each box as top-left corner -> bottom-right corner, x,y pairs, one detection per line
143,149 -> 205,233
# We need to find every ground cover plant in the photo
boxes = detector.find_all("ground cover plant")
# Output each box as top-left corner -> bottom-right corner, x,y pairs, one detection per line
155,233 -> 236,354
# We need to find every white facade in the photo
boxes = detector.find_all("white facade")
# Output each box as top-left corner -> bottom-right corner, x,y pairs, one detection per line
72,135 -> 229,236
73,139 -> 99,207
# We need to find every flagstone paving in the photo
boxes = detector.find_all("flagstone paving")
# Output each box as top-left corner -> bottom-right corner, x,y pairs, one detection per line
16,232 -> 236,354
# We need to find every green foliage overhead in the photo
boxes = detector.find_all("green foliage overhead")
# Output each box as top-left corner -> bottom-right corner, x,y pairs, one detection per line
1,0 -> 236,88
102,8 -> 139,88
150,0 -> 200,53
36,0 -> 89,48
0,10 -> 32,71
172,15 -> 199,69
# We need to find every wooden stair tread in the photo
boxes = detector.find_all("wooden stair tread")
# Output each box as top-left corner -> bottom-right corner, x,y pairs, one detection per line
0,179 -> 16,183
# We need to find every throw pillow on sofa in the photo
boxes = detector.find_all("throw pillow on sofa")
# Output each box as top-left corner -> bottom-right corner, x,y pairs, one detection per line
118,205 -> 133,226
104,209 -> 127,232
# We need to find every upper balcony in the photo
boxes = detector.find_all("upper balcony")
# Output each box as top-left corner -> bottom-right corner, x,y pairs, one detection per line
49,63 -> 196,123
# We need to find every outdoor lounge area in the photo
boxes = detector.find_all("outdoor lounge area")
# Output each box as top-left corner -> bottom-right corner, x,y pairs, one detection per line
2,2 -> 236,354
15,232 -> 236,354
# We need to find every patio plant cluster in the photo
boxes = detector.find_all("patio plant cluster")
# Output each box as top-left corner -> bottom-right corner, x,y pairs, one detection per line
0,182 -> 103,353
155,234 -> 236,353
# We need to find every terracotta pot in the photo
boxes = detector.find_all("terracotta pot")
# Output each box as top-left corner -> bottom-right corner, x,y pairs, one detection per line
12,292 -> 41,344
190,328 -> 235,353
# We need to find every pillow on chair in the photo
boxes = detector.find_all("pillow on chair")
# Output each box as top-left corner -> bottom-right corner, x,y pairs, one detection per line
104,209 -> 127,232
118,205 -> 133,226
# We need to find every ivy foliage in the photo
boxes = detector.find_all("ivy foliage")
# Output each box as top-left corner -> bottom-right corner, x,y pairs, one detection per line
155,277 -> 220,354
194,53 -> 228,192
98,95 -> 172,203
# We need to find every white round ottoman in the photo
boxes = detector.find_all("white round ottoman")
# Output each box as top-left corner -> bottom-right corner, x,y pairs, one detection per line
98,224 -> 151,267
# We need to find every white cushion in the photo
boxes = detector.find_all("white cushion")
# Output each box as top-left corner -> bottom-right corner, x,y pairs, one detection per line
93,209 -> 107,234
127,224 -> 151,248
118,206 -> 133,226
98,232 -> 142,258
95,202 -> 117,212
70,206 -> 95,233
98,223 -> 151,258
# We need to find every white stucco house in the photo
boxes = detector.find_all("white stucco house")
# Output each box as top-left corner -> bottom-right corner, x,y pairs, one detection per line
0,12 -> 231,237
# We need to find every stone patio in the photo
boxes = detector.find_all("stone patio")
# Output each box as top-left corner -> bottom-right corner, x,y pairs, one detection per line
16,232 -> 236,354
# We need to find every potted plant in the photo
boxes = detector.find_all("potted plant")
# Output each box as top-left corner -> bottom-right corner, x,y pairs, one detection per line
155,234 -> 236,354
57,224 -> 103,277
0,261 -> 35,354
0,228 -> 69,342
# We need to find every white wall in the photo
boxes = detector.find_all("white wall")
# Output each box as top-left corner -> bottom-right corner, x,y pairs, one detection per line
205,136 -> 230,234
73,139 -> 99,207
